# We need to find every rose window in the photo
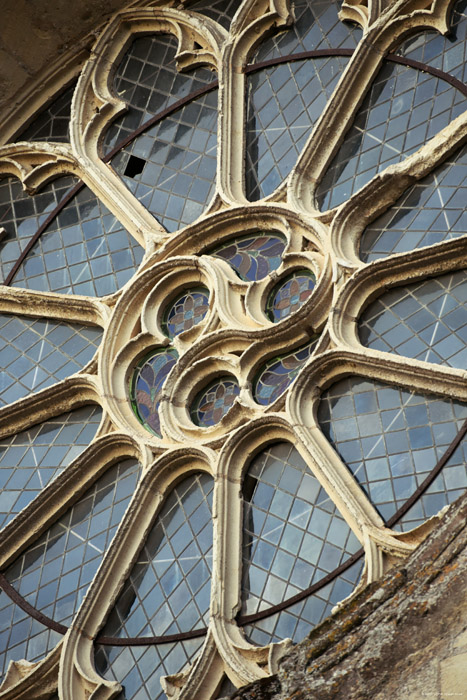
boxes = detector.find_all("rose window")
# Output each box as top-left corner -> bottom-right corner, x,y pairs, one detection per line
0,0 -> 467,698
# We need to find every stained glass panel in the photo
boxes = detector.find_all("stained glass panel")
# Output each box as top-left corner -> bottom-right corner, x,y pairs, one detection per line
210,233 -> 286,281
246,57 -> 349,200
0,405 -> 102,529
242,443 -> 361,617
131,349 -> 178,437
161,287 -> 210,338
318,377 -> 467,524
316,63 -> 467,210
360,146 -> 467,262
253,337 -> 319,405
266,270 -> 315,322
359,270 -> 467,368
16,83 -> 76,144
0,314 -> 102,407
191,377 -> 240,427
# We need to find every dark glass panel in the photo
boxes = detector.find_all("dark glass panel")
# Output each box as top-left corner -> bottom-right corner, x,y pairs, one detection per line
103,34 -> 214,154
161,287 -> 210,339
0,175 -> 75,283
187,0 -> 241,29
266,270 -> 315,322
0,405 -> 102,529
253,337 -> 319,406
360,146 -> 467,261
215,675 -> 237,699
316,63 -> 467,211
253,0 -> 362,63
11,183 -> 144,296
246,57 -> 349,200
2,458 -> 140,633
359,270 -> 467,368
242,443 -> 361,620
112,91 -> 218,233
16,83 -> 76,144
98,473 -> 213,639
190,377 -> 240,427
243,559 -> 363,645
210,233 -> 286,281
130,349 -> 178,437
0,314 -> 102,407
318,377 -> 467,525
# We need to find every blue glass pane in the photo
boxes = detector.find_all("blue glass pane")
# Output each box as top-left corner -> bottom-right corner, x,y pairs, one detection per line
317,63 -> 467,210
16,83 -> 76,144
210,234 -> 286,281
112,90 -> 218,234
266,271 -> 315,322
359,270 -> 467,368
98,473 -> 213,639
3,458 -> 141,627
242,443 -> 361,618
246,57 -> 349,200
191,377 -> 240,427
187,0 -> 240,29
253,338 -> 319,406
131,350 -> 178,437
0,314 -> 102,407
11,183 -> 144,296
253,0 -> 362,62
0,405 -> 102,529
318,377 -> 467,525
162,287 -> 210,338
103,34 -> 214,154
360,146 -> 467,261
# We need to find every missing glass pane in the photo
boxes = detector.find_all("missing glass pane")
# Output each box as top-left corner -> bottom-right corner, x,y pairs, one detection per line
124,155 -> 146,178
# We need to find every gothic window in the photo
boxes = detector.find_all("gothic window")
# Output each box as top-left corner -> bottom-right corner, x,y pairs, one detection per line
1,0 -> 467,698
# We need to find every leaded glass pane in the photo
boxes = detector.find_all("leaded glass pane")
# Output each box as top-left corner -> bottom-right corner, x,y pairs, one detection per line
210,233 -> 286,281
246,57 -> 349,200
11,183 -> 144,296
103,34 -> 215,154
266,270 -> 315,322
243,559 -> 363,645
0,405 -> 102,529
16,83 -> 75,144
316,63 -> 467,211
161,287 -> 210,338
359,270 -> 467,368
0,175 -> 75,283
360,146 -> 467,261
95,638 -> 205,700
242,443 -> 361,617
215,675 -> 237,699
98,473 -> 213,639
397,0 -> 467,84
190,377 -> 240,427
253,337 -> 319,406
253,0 -> 362,63
187,0 -> 241,29
318,377 -> 467,524
112,90 -> 218,233
130,349 -> 178,437
3,458 -> 141,626
0,314 -> 102,407
0,593 -> 62,684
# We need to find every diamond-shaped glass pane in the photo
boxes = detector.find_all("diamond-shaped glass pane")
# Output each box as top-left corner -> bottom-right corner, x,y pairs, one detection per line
187,0 -> 240,29
11,181 -> 144,296
112,90 -> 218,233
253,0 -> 362,63
242,443 -> 361,617
253,337 -> 319,406
3,458 -> 141,627
16,83 -> 75,144
210,233 -> 286,281
316,63 -> 467,210
98,473 -> 213,641
0,314 -> 102,407
246,57 -> 349,200
0,405 -> 102,529
95,638 -> 205,700
103,34 -> 215,154
359,270 -> 467,368
360,145 -> 467,261
318,377 -> 467,525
